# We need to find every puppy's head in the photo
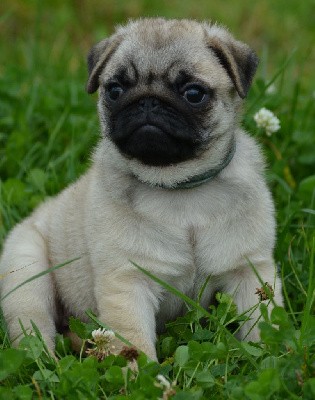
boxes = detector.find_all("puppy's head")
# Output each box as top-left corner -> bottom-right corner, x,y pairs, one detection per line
87,19 -> 258,167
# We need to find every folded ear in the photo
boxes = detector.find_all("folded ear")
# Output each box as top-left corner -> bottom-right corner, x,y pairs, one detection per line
86,36 -> 123,94
205,26 -> 259,98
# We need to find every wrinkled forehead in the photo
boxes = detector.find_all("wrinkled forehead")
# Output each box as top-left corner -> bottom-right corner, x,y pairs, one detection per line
100,27 -> 227,86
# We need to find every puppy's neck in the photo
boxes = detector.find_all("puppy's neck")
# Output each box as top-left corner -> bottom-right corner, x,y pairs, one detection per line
138,139 -> 236,190
95,133 -> 237,191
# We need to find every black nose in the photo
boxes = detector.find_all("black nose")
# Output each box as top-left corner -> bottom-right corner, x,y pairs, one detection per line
138,97 -> 160,112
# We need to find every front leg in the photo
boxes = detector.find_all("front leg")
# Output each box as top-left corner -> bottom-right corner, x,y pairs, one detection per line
219,260 -> 283,342
94,268 -> 162,361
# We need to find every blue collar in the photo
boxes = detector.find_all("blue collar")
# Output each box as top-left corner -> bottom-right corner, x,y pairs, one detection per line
147,140 -> 236,190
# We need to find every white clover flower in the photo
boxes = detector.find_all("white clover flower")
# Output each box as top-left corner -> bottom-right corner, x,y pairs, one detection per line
91,328 -> 115,343
86,328 -> 116,361
254,107 -> 280,136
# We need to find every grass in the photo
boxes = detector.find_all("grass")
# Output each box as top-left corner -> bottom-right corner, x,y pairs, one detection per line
0,0 -> 315,398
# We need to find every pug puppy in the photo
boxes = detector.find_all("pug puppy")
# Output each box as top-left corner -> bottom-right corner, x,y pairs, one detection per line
0,18 -> 282,360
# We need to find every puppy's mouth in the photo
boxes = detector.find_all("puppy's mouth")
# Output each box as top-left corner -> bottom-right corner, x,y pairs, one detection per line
132,123 -> 165,137
111,121 -> 197,166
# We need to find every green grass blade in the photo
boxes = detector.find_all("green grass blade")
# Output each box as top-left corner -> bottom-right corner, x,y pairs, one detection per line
300,235 -> 315,340
1,258 -> 80,301
247,51 -> 297,113
130,261 -> 216,320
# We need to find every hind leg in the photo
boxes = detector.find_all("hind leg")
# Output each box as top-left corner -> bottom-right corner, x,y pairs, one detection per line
0,222 -> 56,351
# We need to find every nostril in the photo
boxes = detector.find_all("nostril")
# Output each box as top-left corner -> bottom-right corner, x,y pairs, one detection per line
139,98 -> 146,108
138,97 -> 160,111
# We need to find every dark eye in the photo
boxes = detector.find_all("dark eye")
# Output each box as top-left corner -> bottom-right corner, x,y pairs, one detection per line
183,85 -> 207,104
107,83 -> 124,101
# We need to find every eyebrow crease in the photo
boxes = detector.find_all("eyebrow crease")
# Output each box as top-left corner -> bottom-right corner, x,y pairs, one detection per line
130,61 -> 139,84
146,71 -> 156,85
